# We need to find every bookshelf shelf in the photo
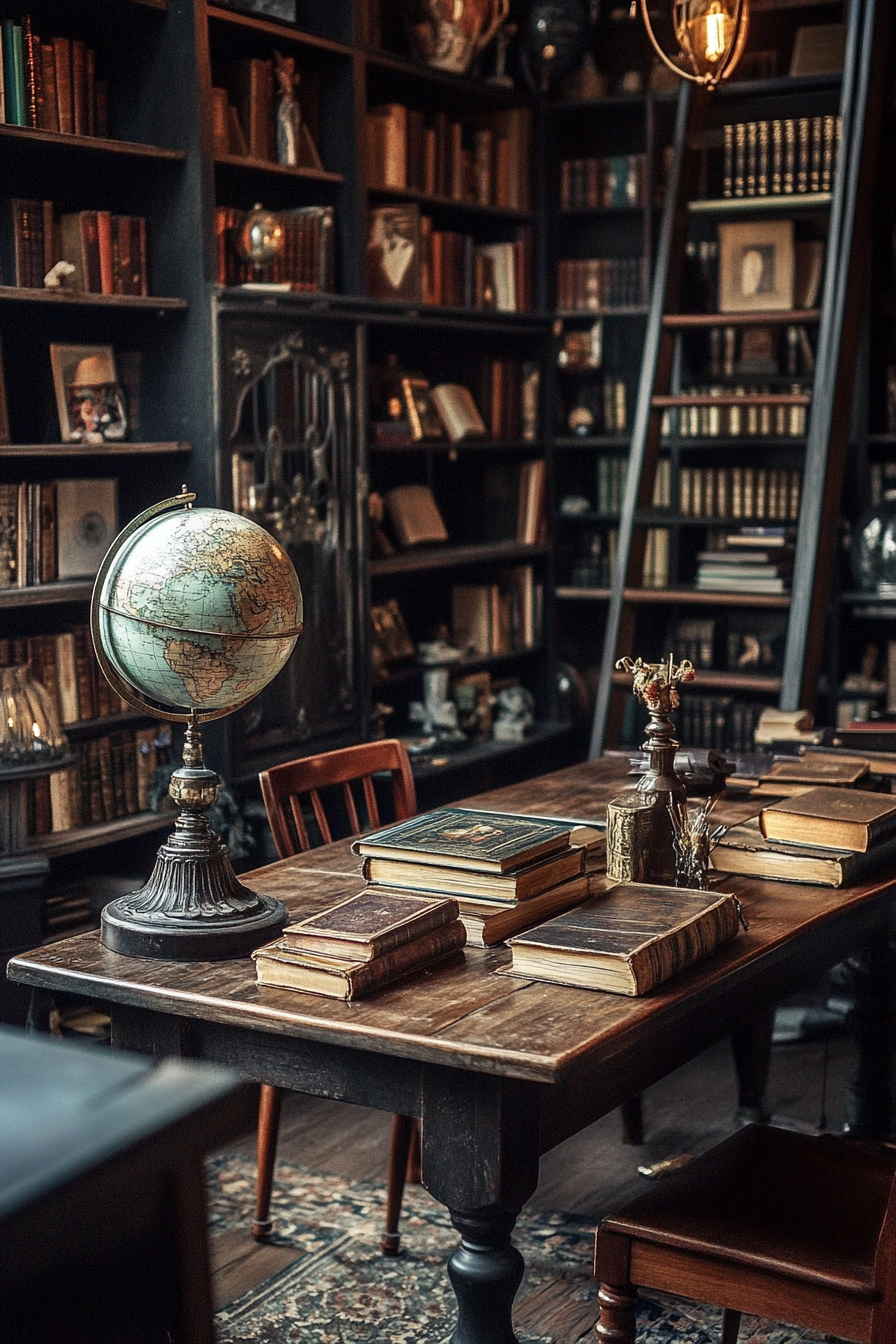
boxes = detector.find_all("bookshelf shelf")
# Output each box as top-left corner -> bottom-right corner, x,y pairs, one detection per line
363,50 -> 524,106
554,435 -> 631,450
556,306 -> 649,319
410,720 -> 570,781
370,542 -> 548,578
611,669 -> 782,693
622,587 -> 792,608
556,587 -> 612,600
0,582 -> 94,609
206,5 -> 353,56
0,442 -> 190,458
366,184 -> 533,222
0,125 -> 186,160
653,392 -> 811,407
30,812 -> 172,859
689,193 -> 832,215
64,712 -> 157,739
214,154 -> 344,184
377,645 -> 543,689
0,287 -> 187,311
663,310 -> 821,328
216,288 -> 551,333
370,438 -> 546,455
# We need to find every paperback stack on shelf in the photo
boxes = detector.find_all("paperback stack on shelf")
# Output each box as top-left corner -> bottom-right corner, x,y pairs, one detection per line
354,807 -> 602,947
500,883 -> 742,995
253,889 -> 466,1000
696,529 -> 794,594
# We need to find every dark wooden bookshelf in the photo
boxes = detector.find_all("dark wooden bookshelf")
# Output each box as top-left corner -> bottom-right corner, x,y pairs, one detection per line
0,125 -> 186,160
206,4 -> 353,55
0,442 -> 190,458
0,287 -> 187,311
370,542 -> 548,578
0,582 -> 95,609
30,813 -> 172,858
662,310 -> 821,328
689,193 -> 832,215
611,669 -> 782,693
214,154 -> 344,183
366,184 -> 533,222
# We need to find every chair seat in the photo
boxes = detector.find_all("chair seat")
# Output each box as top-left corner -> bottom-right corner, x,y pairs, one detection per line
600,1124 -> 896,1299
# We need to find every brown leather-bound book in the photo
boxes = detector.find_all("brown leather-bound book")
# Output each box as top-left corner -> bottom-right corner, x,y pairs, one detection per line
96,734 -> 115,821
122,730 -> 139,814
383,483 -> 448,548
759,787 -> 896,852
231,58 -> 273,161
53,37 -> 72,134
32,774 -> 52,836
97,210 -> 113,294
363,843 -> 586,903
39,481 -> 55,583
712,816 -> 896,887
211,87 -> 230,157
85,47 -> 95,136
39,43 -> 58,130
458,874 -> 594,947
72,39 -> 86,136
281,888 -> 459,963
22,16 -> 40,128
135,215 -> 147,295
502,884 -> 741,996
354,807 -> 572,874
751,754 -> 869,797
108,730 -> 128,818
72,625 -> 97,722
253,920 -> 466,999
95,79 -> 108,137
54,632 -> 79,725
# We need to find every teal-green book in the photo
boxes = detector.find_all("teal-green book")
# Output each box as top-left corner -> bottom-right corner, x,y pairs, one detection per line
2,22 -> 24,127
352,808 -> 572,874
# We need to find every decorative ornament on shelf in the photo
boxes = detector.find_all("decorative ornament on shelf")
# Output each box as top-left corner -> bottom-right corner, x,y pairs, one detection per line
850,490 -> 896,594
521,0 -> 591,92
668,795 -> 727,889
402,0 -> 509,76
236,204 -> 284,275
633,0 -> 750,89
91,487 -> 304,959
0,664 -> 73,857
606,655 -> 695,884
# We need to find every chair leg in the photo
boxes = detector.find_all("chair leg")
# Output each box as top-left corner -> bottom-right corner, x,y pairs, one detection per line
596,1281 -> 638,1344
252,1083 -> 283,1241
619,1094 -> 644,1145
721,1308 -> 741,1344
381,1113 -> 415,1256
406,1116 -> 421,1182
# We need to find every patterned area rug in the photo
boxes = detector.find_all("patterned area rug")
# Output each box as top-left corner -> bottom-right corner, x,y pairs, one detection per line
208,1154 -> 831,1344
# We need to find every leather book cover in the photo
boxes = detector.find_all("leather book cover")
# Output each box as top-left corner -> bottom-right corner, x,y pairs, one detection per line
753,755 -> 868,795
97,210 -> 113,295
354,807 -> 573,874
711,816 -> 896,887
108,730 -> 128,818
254,920 -> 466,1000
429,384 -> 486,442
72,624 -> 97,722
72,39 -> 86,136
53,36 -> 72,135
281,888 -> 459,963
54,631 -> 79,725
231,58 -> 273,161
363,843 -> 586,904
22,15 -> 39,129
384,483 -> 448,548
97,733 -> 115,821
39,41 -> 57,130
759,787 -> 896,852
85,47 -> 95,136
504,884 -> 741,996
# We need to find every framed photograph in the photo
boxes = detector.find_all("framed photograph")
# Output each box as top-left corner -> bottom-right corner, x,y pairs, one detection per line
401,377 -> 444,441
367,206 -> 421,303
718,219 -> 795,314
50,344 -> 128,444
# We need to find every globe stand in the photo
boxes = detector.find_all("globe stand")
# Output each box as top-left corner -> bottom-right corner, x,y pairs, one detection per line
101,717 -> 287,960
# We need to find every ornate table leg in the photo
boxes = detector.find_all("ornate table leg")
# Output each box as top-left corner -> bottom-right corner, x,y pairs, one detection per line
844,939 -> 896,1141
421,1066 -> 541,1344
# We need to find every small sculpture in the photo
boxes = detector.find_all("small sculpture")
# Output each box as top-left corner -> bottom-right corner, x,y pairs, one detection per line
409,667 -> 462,737
44,259 -> 76,290
492,684 -> 535,742
274,51 -> 301,167
487,19 -> 517,85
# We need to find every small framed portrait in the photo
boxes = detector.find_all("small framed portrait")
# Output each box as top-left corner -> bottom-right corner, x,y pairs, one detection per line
718,219 -> 794,313
401,377 -> 444,441
366,205 -> 421,302
50,344 -> 128,444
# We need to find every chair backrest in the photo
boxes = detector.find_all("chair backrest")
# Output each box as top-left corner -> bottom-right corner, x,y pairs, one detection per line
259,739 -> 417,858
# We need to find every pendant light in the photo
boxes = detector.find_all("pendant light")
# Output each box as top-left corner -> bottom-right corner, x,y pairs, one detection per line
634,0 -> 749,89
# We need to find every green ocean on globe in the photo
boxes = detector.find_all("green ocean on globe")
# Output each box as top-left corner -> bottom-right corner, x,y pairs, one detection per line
98,507 -> 303,714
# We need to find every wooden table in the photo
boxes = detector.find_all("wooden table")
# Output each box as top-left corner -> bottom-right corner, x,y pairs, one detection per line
8,758 -> 896,1344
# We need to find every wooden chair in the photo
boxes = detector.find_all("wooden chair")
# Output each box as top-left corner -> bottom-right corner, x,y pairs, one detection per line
255,738 -> 420,1254
594,1123 -> 896,1344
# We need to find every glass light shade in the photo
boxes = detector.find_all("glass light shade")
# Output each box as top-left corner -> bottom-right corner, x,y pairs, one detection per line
850,491 -> 896,593
0,664 -> 69,767
638,0 -> 749,89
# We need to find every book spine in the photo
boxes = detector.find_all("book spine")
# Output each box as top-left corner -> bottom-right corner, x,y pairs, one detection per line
53,37 -> 72,135
39,43 -> 57,131
335,920 -> 466,998
630,897 -> 740,994
22,16 -> 40,129
281,897 -> 459,960
722,124 -> 733,197
72,39 -> 87,137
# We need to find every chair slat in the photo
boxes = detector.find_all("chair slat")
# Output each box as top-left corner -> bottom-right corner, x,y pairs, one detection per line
362,775 -> 381,830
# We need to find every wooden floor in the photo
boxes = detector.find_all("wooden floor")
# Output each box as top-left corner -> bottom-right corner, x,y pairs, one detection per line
210,1022 -> 854,1339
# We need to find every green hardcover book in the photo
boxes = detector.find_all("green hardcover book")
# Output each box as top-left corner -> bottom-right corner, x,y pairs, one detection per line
352,807 -> 573,874
502,883 -> 741,996
5,22 -> 25,127
362,843 -> 586,903
279,887 -> 459,963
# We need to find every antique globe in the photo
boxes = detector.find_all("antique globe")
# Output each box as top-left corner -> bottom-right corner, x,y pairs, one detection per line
91,488 -> 304,959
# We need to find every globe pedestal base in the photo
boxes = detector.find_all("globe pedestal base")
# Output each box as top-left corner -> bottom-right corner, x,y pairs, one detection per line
101,740 -> 286,959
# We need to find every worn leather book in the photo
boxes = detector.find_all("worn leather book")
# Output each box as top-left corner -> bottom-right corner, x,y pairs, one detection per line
253,920 -> 466,999
759,787 -> 896,852
353,808 -> 572,874
711,816 -> 896,886
363,843 -> 586,903
429,384 -> 487,442
458,874 -> 592,947
383,483 -> 448,548
280,888 -> 459,963
751,754 -> 869,797
502,883 -> 741,996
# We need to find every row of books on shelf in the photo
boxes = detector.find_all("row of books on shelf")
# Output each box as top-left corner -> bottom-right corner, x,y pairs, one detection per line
585,456 -> 670,516
366,104 -> 531,211
0,18 -> 108,136
2,626 -> 128,724
215,205 -> 334,291
680,467 -> 802,521
667,388 -> 810,441
210,61 -> 323,168
0,479 -> 118,588
721,116 -> 840,199
2,199 -> 148,295
371,360 -> 539,447
696,531 -> 794,594
25,726 -> 162,841
564,375 -> 629,437
451,568 -> 543,657
703,325 -> 815,382
671,610 -> 786,674
559,154 -> 647,211
367,204 -> 531,311
673,695 -> 765,753
557,258 -> 645,313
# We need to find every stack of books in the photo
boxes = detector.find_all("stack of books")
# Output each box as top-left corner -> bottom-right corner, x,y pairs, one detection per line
712,785 -> 896,888
354,808 -> 602,947
253,889 -> 466,1000
696,531 -> 794,594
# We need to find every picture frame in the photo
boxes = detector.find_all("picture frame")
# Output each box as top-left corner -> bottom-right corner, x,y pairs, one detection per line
401,377 -> 444,441
366,205 -> 422,303
718,219 -> 795,314
49,344 -> 128,444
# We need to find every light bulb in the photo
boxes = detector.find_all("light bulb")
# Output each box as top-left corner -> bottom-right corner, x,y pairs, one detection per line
704,1 -> 727,60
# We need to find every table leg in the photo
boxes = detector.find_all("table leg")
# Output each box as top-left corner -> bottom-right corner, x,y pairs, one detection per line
730,1009 -> 774,1123
844,939 -> 896,1141
421,1066 -> 541,1344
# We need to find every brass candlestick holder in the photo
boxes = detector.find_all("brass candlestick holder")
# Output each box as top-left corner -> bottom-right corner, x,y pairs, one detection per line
606,655 -> 695,884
